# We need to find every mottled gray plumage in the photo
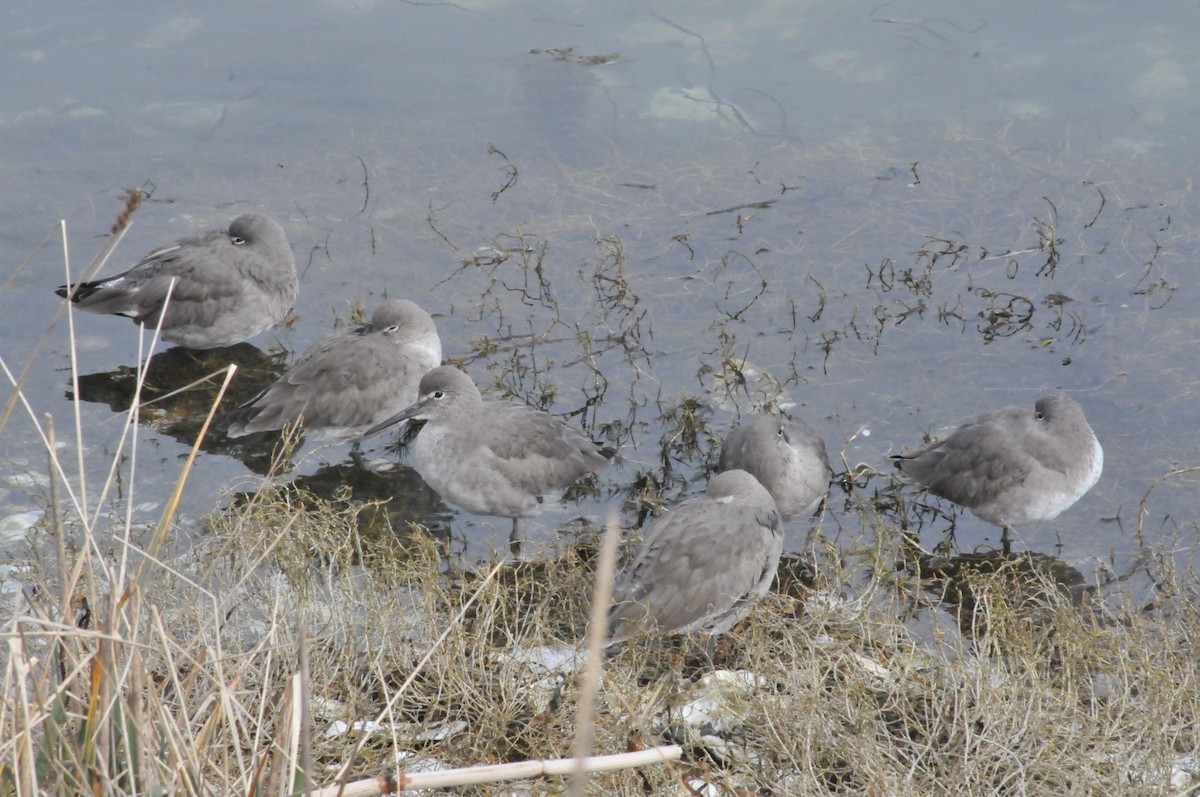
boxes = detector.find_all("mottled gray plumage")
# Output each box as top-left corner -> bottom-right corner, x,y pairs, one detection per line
367,366 -> 614,536
56,214 -> 297,349
606,469 -> 783,646
718,414 -> 831,519
225,299 -> 441,443
892,392 -> 1103,537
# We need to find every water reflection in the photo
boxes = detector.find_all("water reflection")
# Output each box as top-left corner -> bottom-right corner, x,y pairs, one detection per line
286,460 -> 453,543
69,342 -> 288,464
916,549 -> 1090,642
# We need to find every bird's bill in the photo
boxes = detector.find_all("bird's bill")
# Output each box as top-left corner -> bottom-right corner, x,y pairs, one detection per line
364,401 -> 423,437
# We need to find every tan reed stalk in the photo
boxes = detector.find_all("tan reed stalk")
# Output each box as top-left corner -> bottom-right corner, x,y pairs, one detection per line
568,511 -> 620,796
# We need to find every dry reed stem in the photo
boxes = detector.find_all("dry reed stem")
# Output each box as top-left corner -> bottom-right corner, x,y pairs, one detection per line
568,510 -> 620,796
7,638 -> 39,795
140,362 -> 237,571
58,217 -> 138,508
45,414 -> 70,634
313,745 -> 683,796
298,625 -> 314,797
89,279 -> 176,535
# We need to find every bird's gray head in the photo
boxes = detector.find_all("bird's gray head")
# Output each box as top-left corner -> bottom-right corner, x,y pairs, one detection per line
401,366 -> 481,422
735,414 -> 810,455
370,299 -> 440,346
764,415 -> 800,448
706,469 -> 776,508
228,214 -> 287,250
1035,392 -> 1084,426
227,215 -> 296,299
362,365 -> 472,435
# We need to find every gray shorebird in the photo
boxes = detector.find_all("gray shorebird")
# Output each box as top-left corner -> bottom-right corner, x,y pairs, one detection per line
718,413 -> 831,519
56,213 -> 297,349
606,469 -> 783,646
892,392 -> 1103,544
225,299 -> 441,443
367,366 -> 614,543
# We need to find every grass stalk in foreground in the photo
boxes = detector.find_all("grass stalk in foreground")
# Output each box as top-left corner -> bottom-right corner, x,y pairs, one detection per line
568,510 -> 619,796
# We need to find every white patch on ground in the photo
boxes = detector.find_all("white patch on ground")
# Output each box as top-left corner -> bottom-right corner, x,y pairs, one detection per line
656,669 -> 769,767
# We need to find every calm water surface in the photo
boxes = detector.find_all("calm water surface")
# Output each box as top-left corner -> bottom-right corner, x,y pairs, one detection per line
2,0 -> 1198,592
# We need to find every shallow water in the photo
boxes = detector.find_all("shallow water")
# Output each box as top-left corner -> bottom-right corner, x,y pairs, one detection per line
2,1 -> 1198,593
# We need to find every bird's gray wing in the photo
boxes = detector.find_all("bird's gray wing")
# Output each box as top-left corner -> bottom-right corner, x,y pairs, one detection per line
107,230 -> 246,329
479,402 -> 610,494
895,411 -> 1032,509
231,333 -> 426,433
609,501 -> 780,641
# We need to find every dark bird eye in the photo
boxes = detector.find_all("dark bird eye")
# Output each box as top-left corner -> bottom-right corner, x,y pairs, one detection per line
1035,411 -> 1045,421
231,235 -> 246,246
432,390 -> 446,400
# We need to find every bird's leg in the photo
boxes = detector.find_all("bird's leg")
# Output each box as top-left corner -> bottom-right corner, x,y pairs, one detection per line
695,633 -> 720,671
349,441 -> 365,469
509,518 -> 524,557
1001,525 -> 1014,556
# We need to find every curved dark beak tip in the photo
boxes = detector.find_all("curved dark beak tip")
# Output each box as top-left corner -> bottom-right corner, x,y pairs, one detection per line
366,413 -> 404,438
365,405 -> 420,438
